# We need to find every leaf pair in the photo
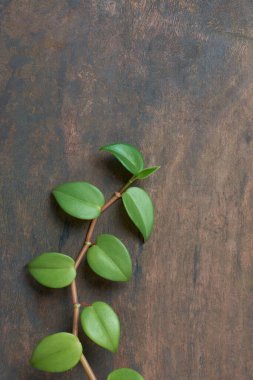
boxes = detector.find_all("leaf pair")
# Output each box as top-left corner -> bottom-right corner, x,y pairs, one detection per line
28,234 -> 132,287
53,181 -> 154,241
31,302 -> 120,373
100,143 -> 160,179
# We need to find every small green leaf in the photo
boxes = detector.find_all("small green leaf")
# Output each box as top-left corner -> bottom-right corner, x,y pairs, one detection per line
28,253 -> 76,288
87,234 -> 132,282
108,368 -> 144,380
122,187 -> 154,241
81,301 -> 120,353
31,332 -> 82,373
100,143 -> 144,175
135,166 -> 160,180
53,181 -> 105,220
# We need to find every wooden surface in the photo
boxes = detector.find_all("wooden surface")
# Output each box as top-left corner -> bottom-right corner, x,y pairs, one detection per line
1,1 -> 253,379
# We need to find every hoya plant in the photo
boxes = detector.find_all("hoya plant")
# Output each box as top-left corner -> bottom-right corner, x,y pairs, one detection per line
28,143 -> 160,380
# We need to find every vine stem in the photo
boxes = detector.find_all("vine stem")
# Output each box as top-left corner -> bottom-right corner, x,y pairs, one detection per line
70,177 -> 134,379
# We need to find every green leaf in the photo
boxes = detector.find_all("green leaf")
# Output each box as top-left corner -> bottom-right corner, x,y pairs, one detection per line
100,143 -> 144,175
28,253 -> 76,288
108,368 -> 144,380
53,182 -> 105,220
135,166 -> 160,180
87,234 -> 132,282
31,332 -> 82,373
122,187 -> 154,241
81,301 -> 120,353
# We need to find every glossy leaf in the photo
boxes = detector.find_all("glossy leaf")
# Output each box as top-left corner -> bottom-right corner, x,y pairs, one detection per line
100,143 -> 144,175
28,253 -> 76,288
135,166 -> 160,180
122,187 -> 154,241
53,182 -> 105,219
87,234 -> 132,282
108,368 -> 144,380
31,332 -> 82,373
81,301 -> 120,353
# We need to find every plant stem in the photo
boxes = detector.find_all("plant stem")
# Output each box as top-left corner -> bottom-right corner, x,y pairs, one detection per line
75,218 -> 98,269
80,355 -> 97,380
70,176 -> 135,379
71,280 -> 79,336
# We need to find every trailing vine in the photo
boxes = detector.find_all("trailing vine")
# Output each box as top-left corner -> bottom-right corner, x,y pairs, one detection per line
28,143 -> 160,379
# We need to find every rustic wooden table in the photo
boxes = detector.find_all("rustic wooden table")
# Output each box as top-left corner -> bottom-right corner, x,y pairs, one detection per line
1,1 -> 253,379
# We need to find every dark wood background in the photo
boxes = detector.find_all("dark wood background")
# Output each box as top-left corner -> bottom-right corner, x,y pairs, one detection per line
1,1 -> 253,379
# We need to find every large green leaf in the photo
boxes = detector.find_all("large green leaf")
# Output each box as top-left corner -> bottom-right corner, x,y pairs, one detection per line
31,332 -> 82,372
108,368 -> 144,380
87,234 -> 132,282
53,182 -> 105,219
28,253 -> 76,288
122,187 -> 154,241
135,166 -> 160,180
100,143 -> 144,175
81,301 -> 120,353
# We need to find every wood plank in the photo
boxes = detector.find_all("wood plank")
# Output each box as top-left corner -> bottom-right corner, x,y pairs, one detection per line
1,1 -> 253,379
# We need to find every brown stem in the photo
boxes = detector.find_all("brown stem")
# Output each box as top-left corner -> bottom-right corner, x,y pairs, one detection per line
118,177 -> 135,194
75,218 -> 98,269
71,280 -> 78,304
71,281 -> 79,336
80,355 -> 97,380
101,193 -> 120,212
70,176 -> 135,379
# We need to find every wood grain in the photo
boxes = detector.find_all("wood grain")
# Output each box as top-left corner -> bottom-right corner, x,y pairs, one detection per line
1,1 -> 253,379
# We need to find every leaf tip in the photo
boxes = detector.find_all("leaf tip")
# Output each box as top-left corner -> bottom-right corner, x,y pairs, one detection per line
110,338 -> 120,353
